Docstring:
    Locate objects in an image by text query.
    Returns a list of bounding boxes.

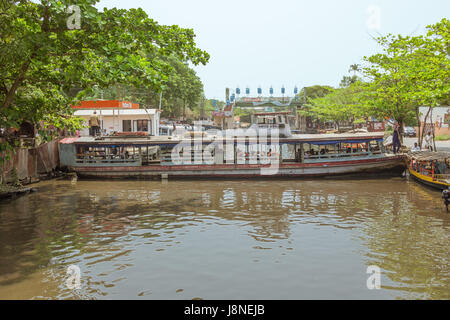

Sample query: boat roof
[60,132,385,145]
[253,112,293,116]
[73,109,158,116]
[407,151,450,161]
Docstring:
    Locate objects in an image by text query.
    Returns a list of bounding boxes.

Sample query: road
[403,137,450,151]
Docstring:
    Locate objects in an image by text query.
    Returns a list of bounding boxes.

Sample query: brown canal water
[0,177,448,299]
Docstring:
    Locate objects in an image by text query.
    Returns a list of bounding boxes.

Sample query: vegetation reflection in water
[0,178,448,299]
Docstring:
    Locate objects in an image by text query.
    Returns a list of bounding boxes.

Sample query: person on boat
[270,150,280,160]
[90,111,100,137]
[435,160,447,175]
[392,122,401,154]
[411,142,420,152]
[411,159,417,171]
[442,187,450,213]
[424,132,433,151]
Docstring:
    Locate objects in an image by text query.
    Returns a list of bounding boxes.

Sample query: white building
[74,109,161,136]
[418,106,450,126]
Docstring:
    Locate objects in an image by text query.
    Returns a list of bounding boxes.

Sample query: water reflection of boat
[406,151,450,190]
[59,132,405,179]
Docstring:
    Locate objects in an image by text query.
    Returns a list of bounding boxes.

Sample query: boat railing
[434,174,450,182]
[75,154,141,165]
[255,123,285,129]
[306,150,382,161]
[411,165,433,177]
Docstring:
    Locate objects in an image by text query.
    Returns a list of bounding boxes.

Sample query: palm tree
[348,64,361,76]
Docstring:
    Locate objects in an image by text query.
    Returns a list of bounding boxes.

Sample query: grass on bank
[435,134,450,141]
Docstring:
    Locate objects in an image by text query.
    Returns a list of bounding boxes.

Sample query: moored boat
[59,131,405,179]
[406,151,450,190]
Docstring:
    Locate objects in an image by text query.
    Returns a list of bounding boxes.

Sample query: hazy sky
[97,0,449,100]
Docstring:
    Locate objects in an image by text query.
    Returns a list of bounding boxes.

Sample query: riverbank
[0,184,35,200]
[0,170,68,201]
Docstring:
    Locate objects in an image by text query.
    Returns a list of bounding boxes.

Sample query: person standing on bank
[90,111,100,137]
[392,122,402,154]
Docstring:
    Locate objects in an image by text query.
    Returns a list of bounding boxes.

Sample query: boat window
[303,140,384,162]
[248,143,259,164]
[75,145,142,164]
[141,145,160,164]
[122,120,132,132]
[134,119,149,132]
[281,144,296,162]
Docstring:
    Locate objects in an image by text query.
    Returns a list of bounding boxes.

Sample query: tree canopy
[305,83,366,128]
[300,18,449,140]
[360,18,449,143]
[0,0,209,135]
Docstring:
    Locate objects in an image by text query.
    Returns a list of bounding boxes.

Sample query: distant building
[72,100,161,136]
[416,106,450,136]
[418,106,450,126]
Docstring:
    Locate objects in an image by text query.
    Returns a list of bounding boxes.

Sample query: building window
[123,120,132,132]
[134,119,149,132]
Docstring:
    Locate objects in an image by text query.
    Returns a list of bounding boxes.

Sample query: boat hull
[69,155,406,179]
[408,167,450,190]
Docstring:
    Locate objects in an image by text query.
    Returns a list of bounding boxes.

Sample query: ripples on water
[0,178,448,299]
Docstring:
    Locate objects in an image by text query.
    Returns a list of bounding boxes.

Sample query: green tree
[361,18,449,146]
[0,0,209,136]
[349,64,361,76]
[306,83,367,130]
[297,85,334,104]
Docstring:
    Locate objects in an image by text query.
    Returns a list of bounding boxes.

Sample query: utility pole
[200,96,205,120]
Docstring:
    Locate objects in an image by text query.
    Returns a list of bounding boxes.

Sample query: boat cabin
[249,112,293,138]
[59,132,387,168]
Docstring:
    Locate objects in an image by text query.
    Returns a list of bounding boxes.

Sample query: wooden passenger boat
[406,151,450,190]
[59,132,405,179]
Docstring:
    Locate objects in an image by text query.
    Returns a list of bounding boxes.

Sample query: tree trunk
[1,58,32,109]
[398,119,404,145]
[420,107,432,148]
[415,106,422,148]
[431,107,437,152]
